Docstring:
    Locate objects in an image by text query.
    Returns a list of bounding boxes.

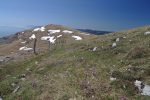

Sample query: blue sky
[0,0,150,31]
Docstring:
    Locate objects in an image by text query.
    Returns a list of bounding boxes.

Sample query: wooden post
[33,38,37,55]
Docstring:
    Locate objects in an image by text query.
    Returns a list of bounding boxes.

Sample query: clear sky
[0,0,150,31]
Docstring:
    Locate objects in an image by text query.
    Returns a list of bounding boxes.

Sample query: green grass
[1,26,150,99]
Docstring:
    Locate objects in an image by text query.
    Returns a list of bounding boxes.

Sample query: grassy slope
[0,26,150,100]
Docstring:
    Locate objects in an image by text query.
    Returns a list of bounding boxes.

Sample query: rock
[0,97,2,100]
[112,43,117,47]
[110,77,116,81]
[26,68,30,71]
[116,38,120,42]
[35,61,38,65]
[20,74,26,78]
[21,78,26,81]
[123,37,127,39]
[13,86,20,93]
[93,47,97,51]
[11,83,16,87]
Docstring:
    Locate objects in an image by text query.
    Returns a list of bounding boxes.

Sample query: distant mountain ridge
[77,29,112,35]
[0,26,25,37]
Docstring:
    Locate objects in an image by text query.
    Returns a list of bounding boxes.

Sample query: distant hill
[77,29,112,35]
[0,26,25,37]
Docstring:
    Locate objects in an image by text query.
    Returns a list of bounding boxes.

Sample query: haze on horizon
[0,0,150,31]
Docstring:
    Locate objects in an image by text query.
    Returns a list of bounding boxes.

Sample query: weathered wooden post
[33,38,37,55]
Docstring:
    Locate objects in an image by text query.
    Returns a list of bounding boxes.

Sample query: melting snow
[144,31,150,35]
[19,46,33,51]
[41,36,56,44]
[57,35,62,38]
[21,41,27,44]
[33,26,45,32]
[33,28,40,31]
[112,43,117,47]
[72,36,82,40]
[48,30,60,34]
[134,80,150,96]
[63,30,73,34]
[29,34,36,40]
[40,27,45,32]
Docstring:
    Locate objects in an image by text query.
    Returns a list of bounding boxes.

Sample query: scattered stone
[0,97,2,100]
[116,38,120,42]
[12,77,17,79]
[123,37,127,39]
[21,74,26,77]
[92,95,94,98]
[13,86,20,93]
[21,78,26,81]
[112,43,117,47]
[11,83,16,87]
[93,47,97,51]
[26,68,30,71]
[63,30,73,34]
[35,61,38,65]
[0,56,14,63]
[110,77,116,81]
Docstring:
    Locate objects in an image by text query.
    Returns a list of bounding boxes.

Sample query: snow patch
[72,36,82,40]
[48,30,60,34]
[57,35,62,38]
[21,41,27,44]
[33,28,40,32]
[40,27,45,32]
[63,30,73,34]
[19,46,33,51]
[33,26,45,32]
[134,80,150,96]
[41,36,56,44]
[144,31,150,35]
[29,34,36,40]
